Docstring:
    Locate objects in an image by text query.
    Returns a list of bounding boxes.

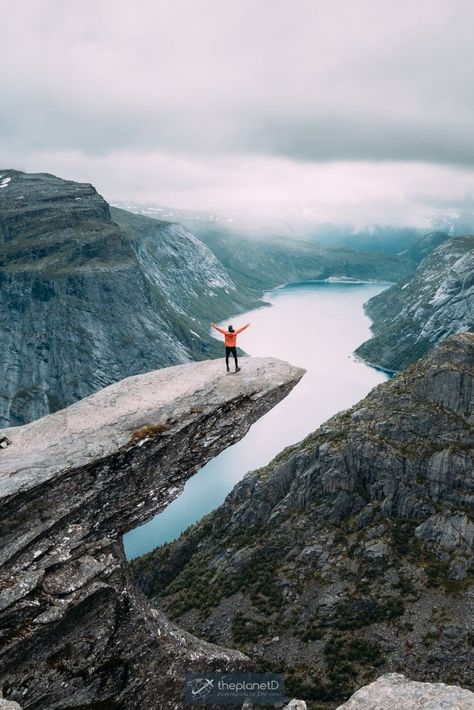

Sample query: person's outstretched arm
[235,323,251,334]
[211,323,227,335]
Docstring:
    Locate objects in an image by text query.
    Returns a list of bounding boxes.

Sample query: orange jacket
[211,323,250,347]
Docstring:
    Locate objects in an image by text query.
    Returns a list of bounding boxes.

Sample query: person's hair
[228,325,234,332]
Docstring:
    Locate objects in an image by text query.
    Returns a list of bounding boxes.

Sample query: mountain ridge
[0,169,255,426]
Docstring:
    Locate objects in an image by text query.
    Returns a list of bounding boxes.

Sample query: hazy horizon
[2,0,474,230]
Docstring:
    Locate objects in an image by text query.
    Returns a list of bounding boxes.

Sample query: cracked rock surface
[0,356,304,709]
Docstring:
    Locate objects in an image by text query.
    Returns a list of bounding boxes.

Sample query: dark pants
[225,346,238,370]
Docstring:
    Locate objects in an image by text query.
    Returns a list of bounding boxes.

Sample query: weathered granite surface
[336,673,474,709]
[0,692,21,710]
[356,235,474,371]
[134,334,474,705]
[0,357,304,709]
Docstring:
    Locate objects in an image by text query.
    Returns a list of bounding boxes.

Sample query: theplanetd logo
[184,672,285,705]
[186,677,215,701]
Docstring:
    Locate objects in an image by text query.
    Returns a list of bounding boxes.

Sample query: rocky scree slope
[0,356,304,709]
[356,235,474,372]
[0,170,253,427]
[132,333,474,706]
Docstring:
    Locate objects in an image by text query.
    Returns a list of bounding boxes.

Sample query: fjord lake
[124,280,391,559]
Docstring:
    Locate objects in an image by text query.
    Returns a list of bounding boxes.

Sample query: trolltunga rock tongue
[0,356,304,709]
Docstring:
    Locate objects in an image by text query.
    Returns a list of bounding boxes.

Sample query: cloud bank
[1,0,474,225]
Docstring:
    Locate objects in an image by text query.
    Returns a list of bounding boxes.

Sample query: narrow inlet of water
[124,280,390,559]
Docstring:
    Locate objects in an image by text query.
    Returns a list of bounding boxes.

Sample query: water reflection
[124,281,390,558]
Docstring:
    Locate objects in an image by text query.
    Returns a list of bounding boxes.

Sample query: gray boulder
[336,673,474,709]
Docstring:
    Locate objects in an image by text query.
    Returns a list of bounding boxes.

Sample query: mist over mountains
[112,199,474,256]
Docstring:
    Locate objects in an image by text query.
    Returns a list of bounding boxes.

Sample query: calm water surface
[124,281,390,559]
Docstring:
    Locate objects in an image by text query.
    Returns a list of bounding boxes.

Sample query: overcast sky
[1,0,474,226]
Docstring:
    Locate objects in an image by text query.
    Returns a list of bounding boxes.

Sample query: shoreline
[352,352,397,376]
[270,277,396,292]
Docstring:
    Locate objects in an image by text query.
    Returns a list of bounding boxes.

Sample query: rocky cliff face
[0,356,304,708]
[132,334,474,706]
[356,236,474,371]
[0,170,253,427]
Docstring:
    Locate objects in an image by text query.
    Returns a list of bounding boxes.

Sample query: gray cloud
[1,0,474,222]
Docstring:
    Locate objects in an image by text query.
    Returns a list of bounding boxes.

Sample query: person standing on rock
[210,322,250,373]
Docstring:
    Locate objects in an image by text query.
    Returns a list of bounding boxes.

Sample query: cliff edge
[0,356,304,709]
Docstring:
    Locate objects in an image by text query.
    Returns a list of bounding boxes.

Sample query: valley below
[124,279,391,558]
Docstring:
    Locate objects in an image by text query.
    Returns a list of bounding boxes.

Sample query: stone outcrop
[336,673,474,709]
[0,169,254,427]
[356,235,474,371]
[133,334,474,705]
[0,357,304,709]
[0,692,22,710]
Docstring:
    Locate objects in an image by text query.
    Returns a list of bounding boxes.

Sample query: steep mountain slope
[356,236,474,371]
[193,225,411,297]
[401,230,450,263]
[115,205,414,295]
[114,201,425,256]
[0,170,251,426]
[131,333,474,706]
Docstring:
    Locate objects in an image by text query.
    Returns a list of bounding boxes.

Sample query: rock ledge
[0,356,304,709]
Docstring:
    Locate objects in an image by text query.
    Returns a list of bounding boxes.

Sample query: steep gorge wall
[356,236,474,371]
